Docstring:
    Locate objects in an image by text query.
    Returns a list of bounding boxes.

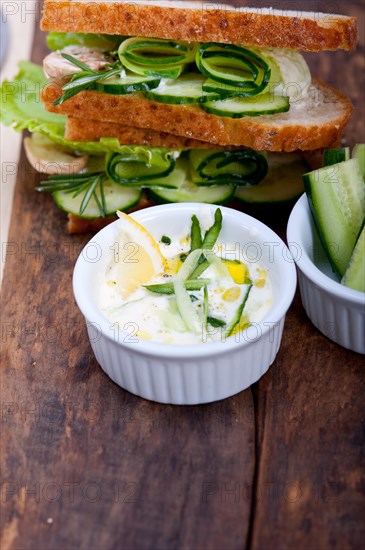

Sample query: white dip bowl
[287,194,365,354]
[73,203,297,404]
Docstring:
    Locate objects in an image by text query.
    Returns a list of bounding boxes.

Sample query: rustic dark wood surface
[1,2,364,549]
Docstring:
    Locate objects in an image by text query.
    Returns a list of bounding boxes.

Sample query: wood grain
[249,3,365,549]
[1,2,364,549]
[250,294,365,550]
[1,11,255,550]
[0,134,256,550]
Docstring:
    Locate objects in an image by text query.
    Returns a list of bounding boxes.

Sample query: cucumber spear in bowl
[303,144,365,290]
[341,221,365,292]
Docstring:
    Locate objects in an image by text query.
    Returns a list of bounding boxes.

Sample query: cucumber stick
[341,224,365,292]
[323,147,350,167]
[352,144,365,181]
[303,158,365,277]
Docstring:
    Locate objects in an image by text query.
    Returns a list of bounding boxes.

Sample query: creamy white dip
[97,213,273,345]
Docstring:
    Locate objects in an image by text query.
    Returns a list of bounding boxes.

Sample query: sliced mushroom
[43,46,110,80]
[24,133,88,175]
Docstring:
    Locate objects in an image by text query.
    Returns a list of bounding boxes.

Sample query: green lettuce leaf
[0,61,66,137]
[47,32,123,51]
[0,61,182,156]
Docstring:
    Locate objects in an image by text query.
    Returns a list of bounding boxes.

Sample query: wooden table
[1,2,364,548]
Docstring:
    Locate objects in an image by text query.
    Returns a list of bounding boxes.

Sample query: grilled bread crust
[41,1,357,52]
[66,194,155,233]
[42,78,353,152]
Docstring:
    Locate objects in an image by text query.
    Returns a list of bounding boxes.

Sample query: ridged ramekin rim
[73,203,297,359]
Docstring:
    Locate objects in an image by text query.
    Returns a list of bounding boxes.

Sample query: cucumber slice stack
[58,37,292,118]
[303,145,365,289]
[341,223,365,292]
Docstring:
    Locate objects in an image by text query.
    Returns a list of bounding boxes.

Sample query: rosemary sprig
[37,172,109,217]
[53,53,122,106]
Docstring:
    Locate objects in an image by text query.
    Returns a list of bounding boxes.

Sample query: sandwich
[1,1,357,233]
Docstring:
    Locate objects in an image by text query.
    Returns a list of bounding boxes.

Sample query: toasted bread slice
[65,117,216,149]
[67,213,118,234]
[42,79,353,152]
[41,1,357,52]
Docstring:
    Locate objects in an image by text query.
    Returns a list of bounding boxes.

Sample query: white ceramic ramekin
[287,194,365,354]
[73,203,297,404]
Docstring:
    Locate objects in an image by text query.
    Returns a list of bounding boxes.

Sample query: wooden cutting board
[1,2,364,549]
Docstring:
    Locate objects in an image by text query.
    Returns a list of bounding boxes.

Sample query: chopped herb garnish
[53,53,122,106]
[207,316,226,328]
[202,208,222,250]
[144,279,210,295]
[161,235,171,245]
[190,214,202,253]
[225,284,253,337]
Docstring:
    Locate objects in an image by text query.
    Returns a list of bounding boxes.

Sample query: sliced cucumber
[202,93,289,118]
[94,74,161,94]
[323,147,350,167]
[118,38,189,79]
[149,160,234,204]
[341,223,365,292]
[138,167,184,189]
[146,74,220,104]
[203,78,251,98]
[121,56,183,79]
[202,75,281,99]
[196,44,270,97]
[189,148,268,187]
[352,144,365,181]
[122,39,190,65]
[106,149,176,186]
[303,158,365,276]
[235,153,306,204]
[53,180,141,219]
